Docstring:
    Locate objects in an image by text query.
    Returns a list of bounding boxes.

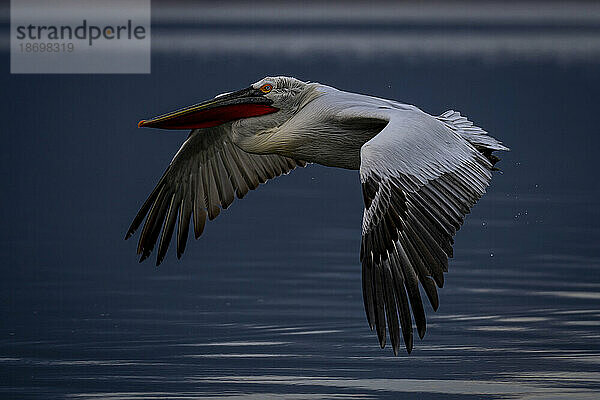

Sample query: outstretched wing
[359,107,508,355]
[126,127,305,265]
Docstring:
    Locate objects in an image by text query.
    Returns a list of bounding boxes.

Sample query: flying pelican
[126,76,509,355]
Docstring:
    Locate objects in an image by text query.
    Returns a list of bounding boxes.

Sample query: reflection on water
[2,212,599,400]
[190,375,600,399]
[68,394,368,400]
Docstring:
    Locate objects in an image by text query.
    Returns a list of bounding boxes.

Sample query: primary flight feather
[126,76,509,355]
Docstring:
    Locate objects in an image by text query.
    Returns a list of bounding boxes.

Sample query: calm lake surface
[1,3,600,399]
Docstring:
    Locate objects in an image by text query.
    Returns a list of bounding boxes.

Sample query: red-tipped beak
[137,87,278,130]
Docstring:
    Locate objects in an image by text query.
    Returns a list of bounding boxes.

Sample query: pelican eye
[260,84,273,93]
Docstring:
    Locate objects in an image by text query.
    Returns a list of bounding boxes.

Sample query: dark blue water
[2,7,600,399]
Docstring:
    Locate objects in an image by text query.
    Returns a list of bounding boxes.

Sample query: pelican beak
[137,87,278,130]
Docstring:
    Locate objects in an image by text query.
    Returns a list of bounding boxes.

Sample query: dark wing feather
[359,109,508,355]
[126,126,305,265]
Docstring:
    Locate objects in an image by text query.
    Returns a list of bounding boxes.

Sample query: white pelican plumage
[126,76,509,355]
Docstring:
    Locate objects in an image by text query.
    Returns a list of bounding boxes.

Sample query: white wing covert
[126,127,306,265]
[359,107,507,355]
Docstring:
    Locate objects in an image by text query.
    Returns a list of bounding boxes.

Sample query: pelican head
[137,76,317,133]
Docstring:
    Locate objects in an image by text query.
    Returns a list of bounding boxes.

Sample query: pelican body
[127,76,509,355]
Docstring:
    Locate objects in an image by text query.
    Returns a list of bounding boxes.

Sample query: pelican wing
[358,107,507,355]
[126,127,305,265]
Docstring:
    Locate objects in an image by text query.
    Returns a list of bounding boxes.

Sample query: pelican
[126,76,509,355]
